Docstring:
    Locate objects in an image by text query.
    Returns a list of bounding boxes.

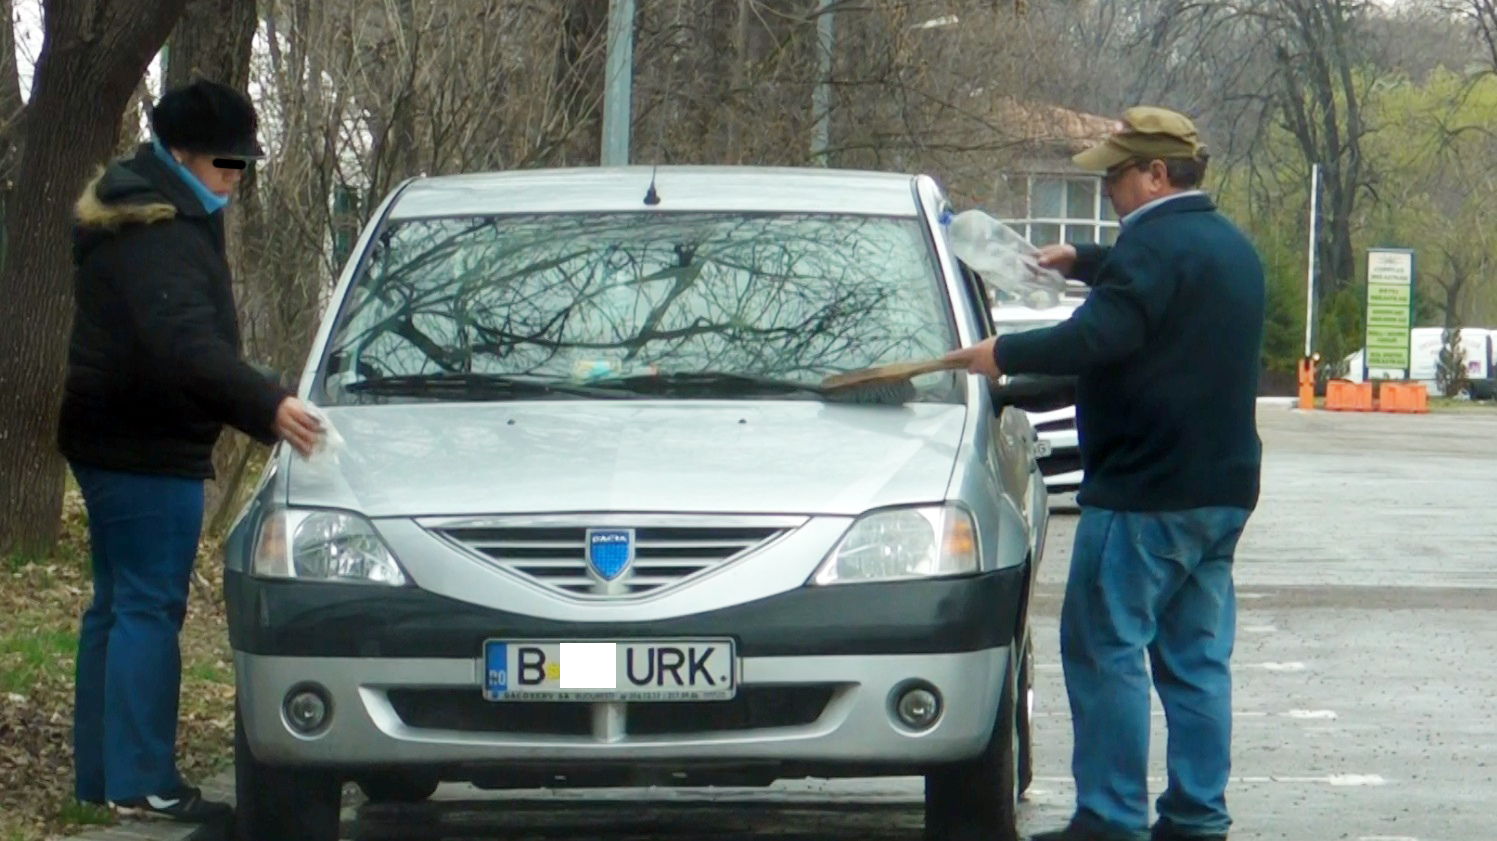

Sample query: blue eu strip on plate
[484,641,508,696]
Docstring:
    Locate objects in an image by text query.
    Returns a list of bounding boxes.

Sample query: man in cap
[944,106,1266,841]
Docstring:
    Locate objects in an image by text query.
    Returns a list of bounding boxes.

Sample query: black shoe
[1151,823,1226,841]
[112,785,233,822]
[1030,822,1136,841]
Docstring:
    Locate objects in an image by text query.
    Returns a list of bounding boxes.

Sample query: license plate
[1034,440,1053,458]
[481,639,737,702]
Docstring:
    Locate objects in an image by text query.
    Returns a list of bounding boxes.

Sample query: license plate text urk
[483,640,736,701]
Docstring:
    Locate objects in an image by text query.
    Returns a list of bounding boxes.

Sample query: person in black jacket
[58,79,323,823]
[946,107,1266,841]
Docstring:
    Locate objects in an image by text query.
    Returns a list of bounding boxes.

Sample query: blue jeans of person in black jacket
[70,463,205,803]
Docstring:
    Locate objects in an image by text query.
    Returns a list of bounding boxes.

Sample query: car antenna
[643,164,661,206]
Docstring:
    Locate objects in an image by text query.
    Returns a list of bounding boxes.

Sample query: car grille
[1039,451,1082,477]
[385,685,838,737]
[432,524,787,597]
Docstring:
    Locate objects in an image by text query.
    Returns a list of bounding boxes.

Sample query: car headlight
[252,509,409,586]
[810,504,979,585]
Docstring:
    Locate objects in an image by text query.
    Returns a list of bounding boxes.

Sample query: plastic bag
[945,209,1071,309]
[298,402,346,467]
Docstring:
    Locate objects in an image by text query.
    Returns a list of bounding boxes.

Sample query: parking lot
[348,405,1497,841]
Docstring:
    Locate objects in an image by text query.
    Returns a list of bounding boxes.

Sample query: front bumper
[225,566,1024,659]
[236,647,1008,780]
[228,567,1024,781]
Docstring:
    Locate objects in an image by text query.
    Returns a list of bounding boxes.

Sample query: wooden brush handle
[822,357,968,390]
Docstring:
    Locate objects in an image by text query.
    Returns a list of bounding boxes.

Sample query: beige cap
[1072,106,1206,172]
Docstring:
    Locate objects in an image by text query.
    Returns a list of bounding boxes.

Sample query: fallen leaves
[0,487,236,841]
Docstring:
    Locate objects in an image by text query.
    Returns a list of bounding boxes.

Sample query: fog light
[895,686,941,729]
[284,687,329,734]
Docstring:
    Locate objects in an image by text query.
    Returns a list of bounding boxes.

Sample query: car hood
[285,400,968,518]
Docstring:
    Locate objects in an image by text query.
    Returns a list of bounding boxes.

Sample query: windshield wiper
[343,372,642,400]
[586,371,826,398]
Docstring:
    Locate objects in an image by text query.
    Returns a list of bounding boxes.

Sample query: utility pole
[810,0,834,166]
[602,0,636,167]
[1304,162,1319,360]
[1298,162,1321,411]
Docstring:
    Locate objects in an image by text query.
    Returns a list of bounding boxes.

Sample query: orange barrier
[1324,380,1373,411]
[1297,357,1315,411]
[1378,381,1428,414]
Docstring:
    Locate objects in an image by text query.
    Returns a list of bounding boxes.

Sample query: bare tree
[166,0,260,91]
[1462,0,1497,71]
[0,0,22,188]
[0,0,190,557]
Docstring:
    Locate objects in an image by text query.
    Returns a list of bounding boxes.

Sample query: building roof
[985,96,1115,154]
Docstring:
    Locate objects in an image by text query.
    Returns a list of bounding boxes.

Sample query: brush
[819,357,970,404]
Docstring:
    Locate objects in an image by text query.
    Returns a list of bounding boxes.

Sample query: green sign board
[1364,248,1414,373]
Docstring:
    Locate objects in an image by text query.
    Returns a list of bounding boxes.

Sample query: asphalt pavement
[346,406,1497,841]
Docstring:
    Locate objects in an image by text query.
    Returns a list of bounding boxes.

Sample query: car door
[953,260,1042,545]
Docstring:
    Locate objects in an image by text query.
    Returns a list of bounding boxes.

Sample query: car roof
[385,165,929,220]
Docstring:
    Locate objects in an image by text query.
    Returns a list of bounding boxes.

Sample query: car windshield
[313,211,960,405]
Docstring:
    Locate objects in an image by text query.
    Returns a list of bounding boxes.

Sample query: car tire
[233,704,342,841]
[358,773,441,804]
[1016,633,1035,799]
[922,644,1021,841]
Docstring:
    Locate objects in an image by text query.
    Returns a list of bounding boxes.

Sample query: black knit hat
[149,78,264,159]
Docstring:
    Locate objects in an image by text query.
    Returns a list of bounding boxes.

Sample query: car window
[315,211,960,404]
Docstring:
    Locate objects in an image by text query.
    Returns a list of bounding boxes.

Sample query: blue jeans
[1061,506,1251,840]
[70,463,206,803]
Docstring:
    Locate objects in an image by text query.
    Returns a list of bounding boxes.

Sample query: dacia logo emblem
[585,528,635,582]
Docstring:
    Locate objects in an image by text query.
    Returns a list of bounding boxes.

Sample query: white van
[1343,326,1496,398]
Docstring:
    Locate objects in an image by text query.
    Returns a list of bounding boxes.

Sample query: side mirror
[989,373,1076,413]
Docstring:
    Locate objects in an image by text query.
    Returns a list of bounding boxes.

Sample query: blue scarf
[151,138,230,214]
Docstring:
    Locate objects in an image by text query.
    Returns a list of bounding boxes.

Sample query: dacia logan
[224,165,1060,841]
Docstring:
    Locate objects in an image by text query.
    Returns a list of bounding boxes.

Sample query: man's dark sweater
[993,193,1266,512]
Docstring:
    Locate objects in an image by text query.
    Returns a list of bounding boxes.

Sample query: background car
[989,296,1087,503]
[223,166,1063,841]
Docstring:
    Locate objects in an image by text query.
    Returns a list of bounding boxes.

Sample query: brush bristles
[822,380,918,404]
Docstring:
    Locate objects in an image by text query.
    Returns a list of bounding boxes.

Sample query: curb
[68,771,236,841]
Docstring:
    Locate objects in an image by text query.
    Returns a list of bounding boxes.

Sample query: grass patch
[0,629,76,695]
[0,485,236,841]
[54,801,111,826]
[1429,397,1497,413]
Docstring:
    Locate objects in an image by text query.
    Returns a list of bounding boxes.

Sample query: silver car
[224,166,1061,841]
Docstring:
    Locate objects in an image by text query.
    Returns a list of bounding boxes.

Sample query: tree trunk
[0,0,21,149]
[166,0,259,91]
[0,0,192,558]
[0,0,26,302]
[554,0,608,165]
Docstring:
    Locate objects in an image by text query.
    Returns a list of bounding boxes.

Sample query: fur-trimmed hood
[73,164,178,233]
[71,144,214,266]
